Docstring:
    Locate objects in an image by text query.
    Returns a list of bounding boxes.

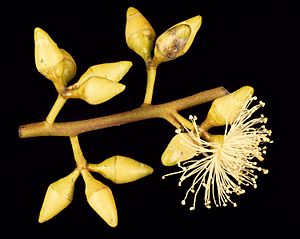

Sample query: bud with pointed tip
[77,61,132,85]
[38,169,80,223]
[153,15,202,64]
[81,170,118,227]
[66,76,125,105]
[88,155,153,184]
[34,27,76,91]
[201,86,254,129]
[161,133,197,166]
[125,7,156,62]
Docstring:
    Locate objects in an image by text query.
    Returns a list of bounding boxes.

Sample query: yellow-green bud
[67,76,125,105]
[77,61,132,85]
[153,15,202,64]
[203,86,254,129]
[161,133,197,166]
[82,170,118,228]
[38,169,80,223]
[59,49,77,85]
[88,155,153,184]
[34,27,76,91]
[125,7,156,62]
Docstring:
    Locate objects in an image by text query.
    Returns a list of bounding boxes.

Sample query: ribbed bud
[82,170,118,227]
[66,76,125,105]
[125,7,156,61]
[77,61,132,85]
[202,86,254,129]
[153,15,202,64]
[34,27,76,91]
[38,169,80,223]
[88,155,153,184]
[161,133,197,166]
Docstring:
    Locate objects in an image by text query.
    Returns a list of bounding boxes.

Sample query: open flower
[162,96,272,210]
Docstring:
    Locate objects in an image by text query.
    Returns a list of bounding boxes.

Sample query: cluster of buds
[34,27,153,227]
[34,27,131,106]
[125,7,202,66]
[39,154,153,227]
[23,5,273,229]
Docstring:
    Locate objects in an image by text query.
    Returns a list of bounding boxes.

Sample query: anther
[175,128,182,134]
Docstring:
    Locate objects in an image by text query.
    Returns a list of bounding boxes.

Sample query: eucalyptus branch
[18,86,228,138]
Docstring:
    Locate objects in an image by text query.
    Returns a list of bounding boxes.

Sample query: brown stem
[18,86,228,138]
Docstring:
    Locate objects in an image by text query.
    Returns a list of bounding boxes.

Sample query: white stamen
[162,96,272,210]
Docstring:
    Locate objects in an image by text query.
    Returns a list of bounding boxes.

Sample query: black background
[10,0,297,238]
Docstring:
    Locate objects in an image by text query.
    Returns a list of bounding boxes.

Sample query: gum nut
[161,133,197,166]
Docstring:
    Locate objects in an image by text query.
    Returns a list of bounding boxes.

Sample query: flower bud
[59,49,77,85]
[38,169,80,223]
[153,15,202,63]
[202,86,254,129]
[34,27,76,91]
[88,155,153,184]
[77,61,132,85]
[68,76,125,105]
[161,133,197,166]
[81,170,118,227]
[125,7,156,62]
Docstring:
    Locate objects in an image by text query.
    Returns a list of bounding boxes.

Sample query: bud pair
[63,61,132,105]
[34,27,76,92]
[125,7,202,64]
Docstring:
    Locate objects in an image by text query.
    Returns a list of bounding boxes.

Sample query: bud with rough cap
[153,15,202,64]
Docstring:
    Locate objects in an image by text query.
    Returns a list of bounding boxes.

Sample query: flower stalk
[46,94,67,124]
[18,86,228,138]
[143,66,157,104]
